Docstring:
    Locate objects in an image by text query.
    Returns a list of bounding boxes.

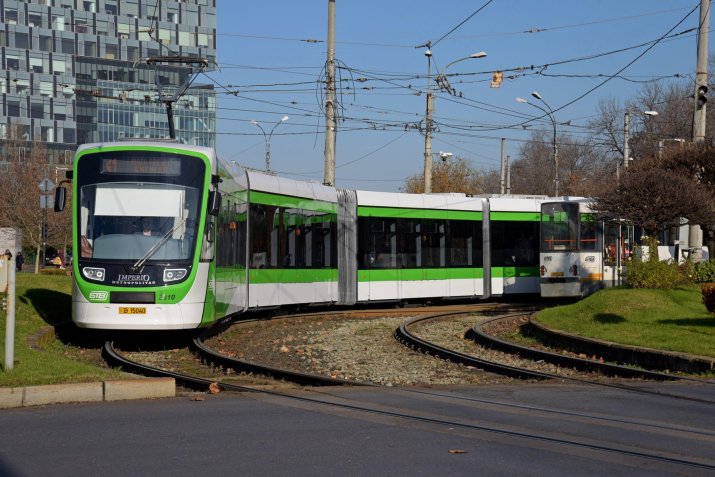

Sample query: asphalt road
[0,382,713,476]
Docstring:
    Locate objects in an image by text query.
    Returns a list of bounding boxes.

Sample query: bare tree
[510,130,606,197]
[402,156,487,194]
[592,153,715,237]
[0,126,72,271]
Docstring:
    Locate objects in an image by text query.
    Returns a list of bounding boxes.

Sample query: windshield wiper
[130,218,187,272]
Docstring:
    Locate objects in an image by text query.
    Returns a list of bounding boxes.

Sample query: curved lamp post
[250,115,289,172]
[424,51,487,193]
[516,92,559,196]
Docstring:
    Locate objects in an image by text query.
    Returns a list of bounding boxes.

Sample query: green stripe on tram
[249,268,338,284]
[358,268,485,282]
[250,191,337,213]
[491,266,540,278]
[490,211,541,221]
[358,206,482,221]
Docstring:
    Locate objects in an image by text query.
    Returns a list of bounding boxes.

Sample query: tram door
[539,202,581,297]
[603,222,632,288]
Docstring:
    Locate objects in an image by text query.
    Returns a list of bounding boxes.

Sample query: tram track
[397,311,715,405]
[103,337,715,473]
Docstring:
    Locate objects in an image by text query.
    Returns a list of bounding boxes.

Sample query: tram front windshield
[76,150,205,264]
[541,203,579,252]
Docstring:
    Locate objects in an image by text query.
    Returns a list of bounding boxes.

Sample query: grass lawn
[0,272,125,387]
[535,285,715,358]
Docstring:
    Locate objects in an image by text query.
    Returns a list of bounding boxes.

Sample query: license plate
[119,307,146,314]
[551,272,564,277]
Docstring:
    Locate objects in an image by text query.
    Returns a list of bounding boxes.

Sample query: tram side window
[358,217,396,269]
[283,208,302,268]
[235,203,247,267]
[217,199,248,268]
[422,219,446,268]
[308,213,337,269]
[580,213,598,251]
[250,203,279,268]
[491,221,539,267]
[449,220,482,267]
[216,198,231,266]
[397,219,420,268]
[250,204,337,270]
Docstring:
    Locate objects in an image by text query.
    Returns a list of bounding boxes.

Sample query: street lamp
[516,92,559,196]
[423,50,487,193]
[623,110,659,171]
[438,151,453,162]
[250,115,289,173]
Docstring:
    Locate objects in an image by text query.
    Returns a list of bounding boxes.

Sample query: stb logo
[89,291,108,301]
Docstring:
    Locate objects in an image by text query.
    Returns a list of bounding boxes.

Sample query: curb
[0,378,175,409]
[527,318,715,374]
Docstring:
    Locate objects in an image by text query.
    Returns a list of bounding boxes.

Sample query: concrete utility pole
[623,112,630,171]
[323,0,337,187]
[500,138,506,194]
[423,44,434,194]
[693,0,710,143]
[690,0,710,259]
[506,155,511,194]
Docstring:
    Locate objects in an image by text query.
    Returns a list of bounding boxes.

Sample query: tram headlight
[163,268,187,282]
[82,267,106,281]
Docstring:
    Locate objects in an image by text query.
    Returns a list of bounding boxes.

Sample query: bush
[624,257,691,289]
[702,283,715,314]
[40,268,70,276]
[692,260,715,283]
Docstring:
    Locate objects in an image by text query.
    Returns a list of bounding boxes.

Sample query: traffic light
[42,223,48,240]
[696,84,708,110]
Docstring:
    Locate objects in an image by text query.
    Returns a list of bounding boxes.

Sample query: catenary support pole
[323,0,337,186]
[423,47,433,194]
[690,0,710,260]
[500,138,506,194]
[506,155,511,194]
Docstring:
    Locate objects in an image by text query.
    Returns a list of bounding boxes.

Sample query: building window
[52,58,66,75]
[127,46,139,61]
[29,13,44,28]
[105,43,118,59]
[15,80,30,96]
[30,57,44,73]
[39,35,52,51]
[4,7,18,25]
[54,103,67,120]
[6,54,20,70]
[84,40,97,57]
[40,81,53,97]
[15,32,29,49]
[61,38,74,55]
[7,99,21,117]
[52,14,66,31]
[31,102,45,119]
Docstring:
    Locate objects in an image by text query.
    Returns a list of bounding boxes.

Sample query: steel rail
[397,312,715,405]
[468,314,680,380]
[103,340,715,471]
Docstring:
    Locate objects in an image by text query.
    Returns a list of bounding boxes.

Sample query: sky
[209,0,707,192]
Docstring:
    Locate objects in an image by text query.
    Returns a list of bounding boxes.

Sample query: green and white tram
[56,141,631,330]
[57,141,222,329]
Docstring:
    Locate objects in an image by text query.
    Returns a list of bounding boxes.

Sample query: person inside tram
[141,217,156,237]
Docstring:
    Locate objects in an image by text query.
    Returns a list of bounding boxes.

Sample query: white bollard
[4,258,15,371]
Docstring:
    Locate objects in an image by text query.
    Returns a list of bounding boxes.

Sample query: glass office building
[0,0,216,168]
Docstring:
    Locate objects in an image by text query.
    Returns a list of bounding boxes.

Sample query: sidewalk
[0,378,175,409]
